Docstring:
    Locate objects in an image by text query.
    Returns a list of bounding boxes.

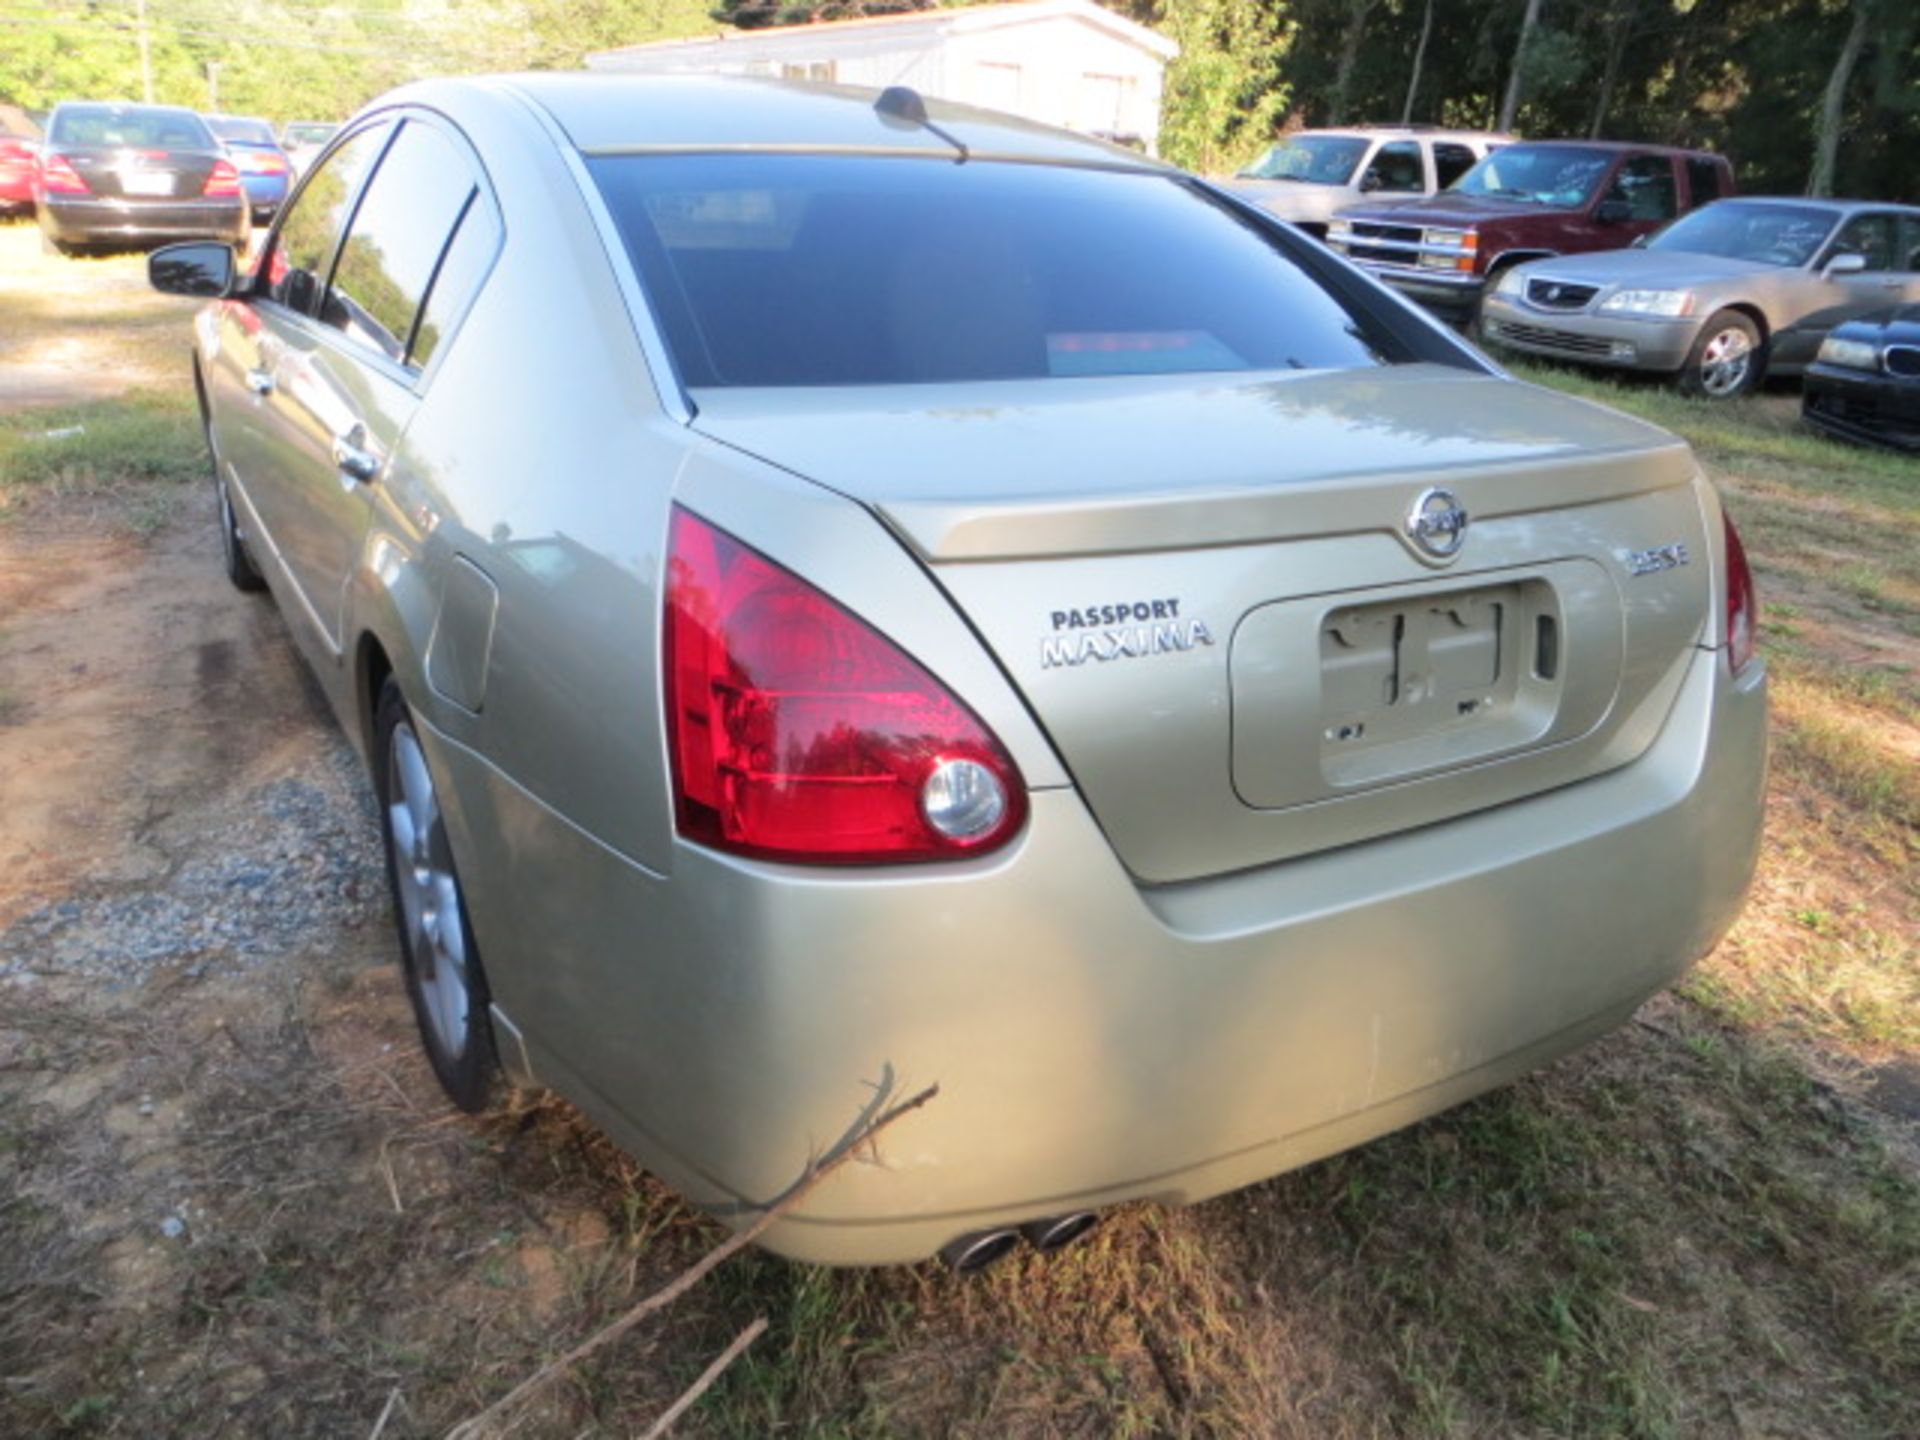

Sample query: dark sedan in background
[34,102,248,256]
[205,112,291,222]
[1803,305,1920,452]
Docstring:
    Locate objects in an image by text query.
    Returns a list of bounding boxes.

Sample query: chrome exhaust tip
[1021,1211,1099,1253]
[938,1227,1021,1273]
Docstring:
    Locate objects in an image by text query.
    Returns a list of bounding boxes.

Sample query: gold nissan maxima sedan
[148,75,1766,1270]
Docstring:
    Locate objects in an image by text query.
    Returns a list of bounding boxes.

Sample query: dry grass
[0,274,1916,1439]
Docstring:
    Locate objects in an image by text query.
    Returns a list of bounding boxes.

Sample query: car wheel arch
[1484,249,1556,277]
[1724,302,1771,348]
[356,631,395,763]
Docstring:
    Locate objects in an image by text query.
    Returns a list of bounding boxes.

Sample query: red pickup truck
[1328,140,1737,324]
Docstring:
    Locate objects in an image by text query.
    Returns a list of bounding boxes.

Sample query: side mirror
[1594,198,1632,225]
[1358,171,1381,193]
[1823,251,1868,279]
[149,241,237,299]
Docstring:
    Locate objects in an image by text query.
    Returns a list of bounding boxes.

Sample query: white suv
[1228,127,1513,238]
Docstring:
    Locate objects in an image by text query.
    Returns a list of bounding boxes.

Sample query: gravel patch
[1,743,387,986]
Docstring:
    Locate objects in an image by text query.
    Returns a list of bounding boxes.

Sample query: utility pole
[136,0,154,103]
[207,60,220,110]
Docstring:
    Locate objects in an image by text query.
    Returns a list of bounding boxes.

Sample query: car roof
[1279,127,1514,142]
[477,72,1171,169]
[1503,138,1722,159]
[1698,194,1917,214]
[52,100,203,118]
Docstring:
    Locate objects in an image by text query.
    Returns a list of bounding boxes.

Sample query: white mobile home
[585,0,1177,153]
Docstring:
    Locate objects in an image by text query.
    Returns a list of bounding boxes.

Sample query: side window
[1686,157,1723,207]
[1432,142,1477,189]
[320,119,478,366]
[1605,155,1679,222]
[263,122,391,313]
[1363,140,1425,193]
[1896,214,1920,274]
[1830,213,1895,272]
[409,195,501,369]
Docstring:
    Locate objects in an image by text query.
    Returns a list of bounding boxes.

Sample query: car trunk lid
[690,365,1714,883]
[57,144,221,202]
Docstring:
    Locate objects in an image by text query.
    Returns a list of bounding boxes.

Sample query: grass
[0,261,1916,1438]
[1507,361,1918,1083]
[0,392,203,491]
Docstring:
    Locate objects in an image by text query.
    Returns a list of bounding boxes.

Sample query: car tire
[374,679,499,1113]
[214,469,268,592]
[1680,310,1763,399]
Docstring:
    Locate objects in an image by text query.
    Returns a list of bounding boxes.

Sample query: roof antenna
[873,85,969,162]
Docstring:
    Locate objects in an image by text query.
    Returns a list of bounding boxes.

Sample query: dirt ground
[2,223,1916,1439]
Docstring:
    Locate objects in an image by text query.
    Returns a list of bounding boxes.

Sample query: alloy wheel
[1698,327,1753,397]
[385,720,472,1060]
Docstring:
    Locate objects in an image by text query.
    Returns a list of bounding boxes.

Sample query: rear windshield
[1648,201,1838,268]
[284,123,336,145]
[50,105,212,150]
[1451,143,1613,207]
[590,154,1402,389]
[207,117,276,146]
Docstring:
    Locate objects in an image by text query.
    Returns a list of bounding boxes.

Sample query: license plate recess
[1230,562,1623,809]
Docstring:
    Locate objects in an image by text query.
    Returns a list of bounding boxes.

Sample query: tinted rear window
[591,154,1401,389]
[51,105,212,149]
[208,117,276,146]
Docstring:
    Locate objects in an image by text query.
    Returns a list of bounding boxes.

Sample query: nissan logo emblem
[1406,487,1469,558]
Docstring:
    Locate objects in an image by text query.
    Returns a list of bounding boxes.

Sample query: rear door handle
[244,367,274,397]
[331,431,381,484]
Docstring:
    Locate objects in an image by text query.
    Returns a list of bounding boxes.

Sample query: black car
[34,101,249,256]
[1802,304,1920,453]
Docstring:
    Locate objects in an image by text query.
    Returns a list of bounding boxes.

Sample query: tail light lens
[40,153,89,195]
[256,151,290,174]
[664,507,1027,864]
[203,159,242,198]
[1723,508,1757,676]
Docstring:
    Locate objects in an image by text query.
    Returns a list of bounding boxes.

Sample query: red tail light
[40,153,89,195]
[1723,508,1757,675]
[255,151,290,174]
[203,159,241,198]
[664,507,1027,864]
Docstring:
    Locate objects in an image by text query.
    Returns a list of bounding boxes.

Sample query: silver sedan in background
[146,75,1765,1270]
[1481,197,1920,396]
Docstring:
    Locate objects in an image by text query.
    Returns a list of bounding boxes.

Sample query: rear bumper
[38,194,248,246]
[239,172,288,218]
[1480,296,1697,372]
[1802,364,1920,452]
[432,643,1766,1265]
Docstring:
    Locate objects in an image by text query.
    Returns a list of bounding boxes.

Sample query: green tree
[1156,0,1293,173]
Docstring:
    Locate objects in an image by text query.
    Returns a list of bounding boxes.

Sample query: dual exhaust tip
[939,1211,1100,1272]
